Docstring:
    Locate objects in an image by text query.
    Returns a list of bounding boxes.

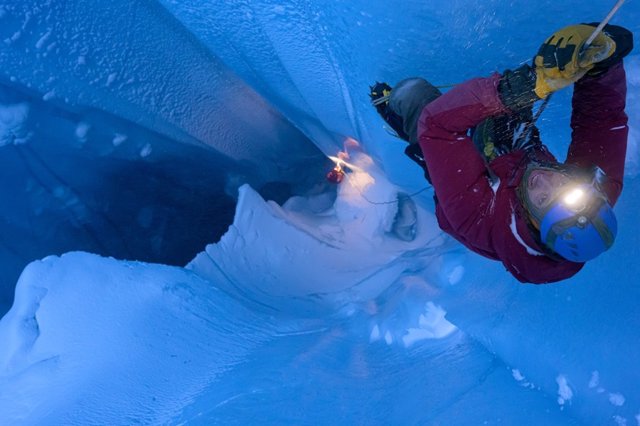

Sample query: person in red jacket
[371,23,633,284]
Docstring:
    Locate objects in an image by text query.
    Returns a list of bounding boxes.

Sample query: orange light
[326,166,345,184]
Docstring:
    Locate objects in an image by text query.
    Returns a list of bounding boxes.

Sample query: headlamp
[540,179,617,262]
[559,165,611,213]
[560,186,589,212]
[521,163,617,262]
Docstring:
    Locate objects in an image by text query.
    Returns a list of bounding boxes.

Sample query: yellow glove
[533,24,616,98]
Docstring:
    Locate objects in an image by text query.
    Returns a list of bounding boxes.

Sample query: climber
[370,23,633,283]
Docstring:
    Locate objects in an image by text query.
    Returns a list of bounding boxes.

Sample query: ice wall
[0,251,577,425]
[0,0,318,165]
[0,0,639,424]
[0,0,328,312]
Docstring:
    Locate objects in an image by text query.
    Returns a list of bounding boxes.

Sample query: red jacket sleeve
[567,62,628,205]
[417,74,509,249]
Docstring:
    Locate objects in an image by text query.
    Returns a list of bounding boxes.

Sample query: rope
[584,0,626,47]
[515,93,552,149]
[342,170,431,205]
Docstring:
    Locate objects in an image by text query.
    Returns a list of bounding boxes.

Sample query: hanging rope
[344,174,431,206]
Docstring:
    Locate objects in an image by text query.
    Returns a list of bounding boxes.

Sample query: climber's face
[526,168,571,211]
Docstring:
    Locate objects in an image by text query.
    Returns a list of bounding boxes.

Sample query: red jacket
[417,63,628,283]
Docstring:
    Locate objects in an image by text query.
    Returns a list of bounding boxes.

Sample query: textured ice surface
[0,0,639,425]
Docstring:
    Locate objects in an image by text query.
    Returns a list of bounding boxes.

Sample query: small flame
[328,155,363,173]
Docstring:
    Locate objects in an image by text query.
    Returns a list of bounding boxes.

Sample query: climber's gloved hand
[498,64,538,112]
[533,24,616,99]
[585,23,634,75]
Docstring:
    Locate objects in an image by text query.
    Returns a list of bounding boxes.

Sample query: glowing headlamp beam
[563,188,585,206]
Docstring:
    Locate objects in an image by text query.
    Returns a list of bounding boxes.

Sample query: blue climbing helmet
[539,167,617,262]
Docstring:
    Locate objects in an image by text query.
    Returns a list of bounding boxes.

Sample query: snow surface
[1,0,640,425]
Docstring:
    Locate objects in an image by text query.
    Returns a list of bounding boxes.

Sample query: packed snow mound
[0,250,577,425]
[0,252,277,424]
[189,146,446,307]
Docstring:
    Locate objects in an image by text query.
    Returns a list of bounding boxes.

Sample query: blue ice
[0,0,639,424]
